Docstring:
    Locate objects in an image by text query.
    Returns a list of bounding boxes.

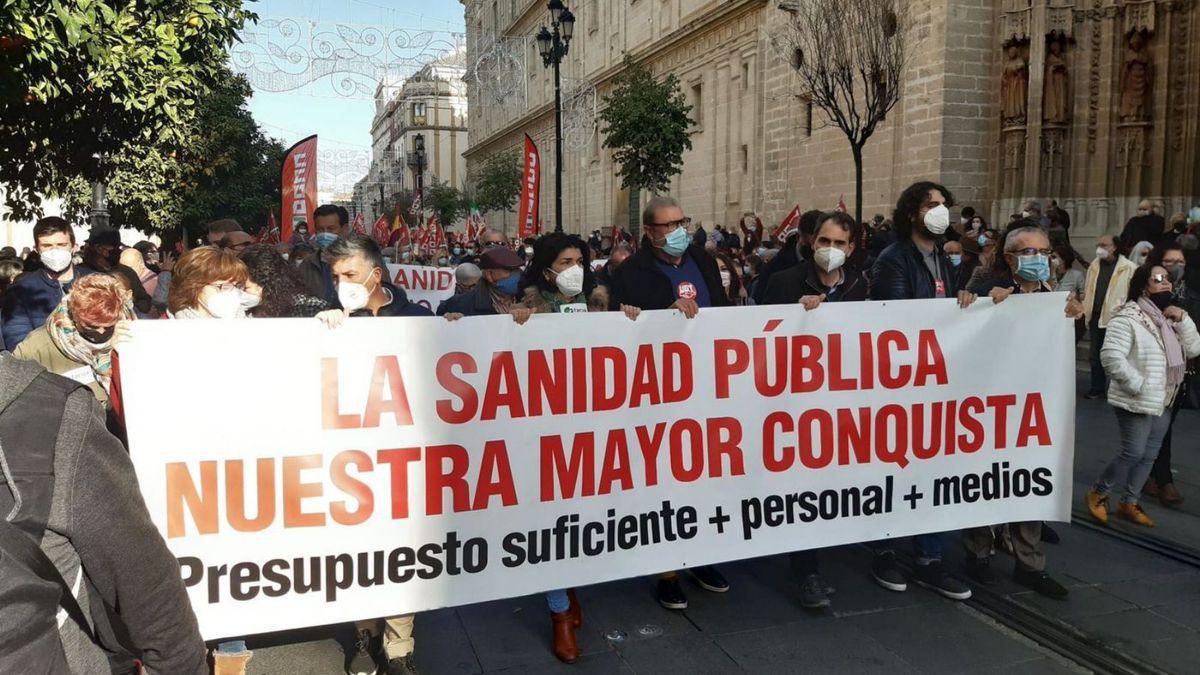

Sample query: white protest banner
[386,264,455,313]
[119,295,1074,639]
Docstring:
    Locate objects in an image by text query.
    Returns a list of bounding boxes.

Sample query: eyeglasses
[1150,273,1172,284]
[207,282,245,293]
[1008,248,1053,257]
[649,218,691,231]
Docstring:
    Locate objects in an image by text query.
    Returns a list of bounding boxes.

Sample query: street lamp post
[407,133,427,217]
[536,0,575,234]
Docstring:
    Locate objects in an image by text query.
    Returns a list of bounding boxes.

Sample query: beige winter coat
[1083,255,1137,328]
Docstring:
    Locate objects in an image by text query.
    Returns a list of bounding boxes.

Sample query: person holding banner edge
[607,195,733,610]
[961,224,1083,599]
[310,233,427,675]
[869,181,977,601]
[761,210,868,609]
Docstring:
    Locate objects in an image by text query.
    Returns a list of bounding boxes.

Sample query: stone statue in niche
[1120,32,1153,121]
[1001,44,1029,124]
[1043,39,1070,124]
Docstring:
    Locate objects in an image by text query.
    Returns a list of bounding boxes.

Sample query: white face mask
[814,246,847,273]
[204,289,245,319]
[1095,246,1111,261]
[552,264,584,296]
[338,280,372,312]
[719,270,732,288]
[923,204,951,235]
[40,248,73,273]
[240,290,262,310]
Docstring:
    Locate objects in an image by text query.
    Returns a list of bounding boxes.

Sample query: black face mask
[1149,290,1174,310]
[78,325,116,344]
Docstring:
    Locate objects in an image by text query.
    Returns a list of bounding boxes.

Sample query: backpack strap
[0,515,98,643]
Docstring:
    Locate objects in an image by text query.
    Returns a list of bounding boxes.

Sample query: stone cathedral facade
[461,0,1199,239]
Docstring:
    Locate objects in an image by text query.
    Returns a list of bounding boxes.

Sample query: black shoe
[965,556,996,585]
[1084,391,1104,400]
[691,565,730,593]
[914,560,972,600]
[657,578,688,609]
[386,654,419,675]
[1014,567,1068,600]
[347,630,382,675]
[870,551,907,592]
[1040,523,1060,544]
[799,573,831,609]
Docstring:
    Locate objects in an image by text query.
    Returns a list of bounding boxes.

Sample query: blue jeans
[215,640,247,654]
[1095,407,1172,504]
[545,589,569,613]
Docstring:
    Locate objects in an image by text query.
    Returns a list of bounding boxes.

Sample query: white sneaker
[347,629,379,675]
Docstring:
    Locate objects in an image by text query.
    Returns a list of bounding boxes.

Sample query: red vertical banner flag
[518,134,541,240]
[280,135,318,244]
[351,212,366,235]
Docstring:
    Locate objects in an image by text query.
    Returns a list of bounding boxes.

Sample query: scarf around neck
[1136,297,1186,389]
[45,298,134,392]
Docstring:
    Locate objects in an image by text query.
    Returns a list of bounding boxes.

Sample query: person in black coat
[762,211,868,307]
[866,181,977,604]
[437,247,525,318]
[608,197,729,315]
[751,209,823,305]
[870,181,977,308]
[759,210,867,610]
[314,233,433,324]
[605,195,732,611]
[1118,200,1166,253]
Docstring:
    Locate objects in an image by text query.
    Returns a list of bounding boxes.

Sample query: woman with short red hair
[12,273,135,402]
[168,246,254,319]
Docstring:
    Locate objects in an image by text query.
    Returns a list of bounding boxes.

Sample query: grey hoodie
[0,354,206,674]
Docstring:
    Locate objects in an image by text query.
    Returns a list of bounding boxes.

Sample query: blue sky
[237,0,466,195]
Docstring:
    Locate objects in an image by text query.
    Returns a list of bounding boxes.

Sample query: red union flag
[371,214,390,247]
[280,135,318,244]
[772,204,802,241]
[518,134,540,240]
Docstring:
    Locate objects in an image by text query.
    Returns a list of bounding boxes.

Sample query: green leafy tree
[0,0,254,219]
[600,54,694,228]
[63,67,286,237]
[473,150,522,215]
[423,178,463,230]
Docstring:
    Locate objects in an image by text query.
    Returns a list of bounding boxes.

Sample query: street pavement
[240,375,1200,674]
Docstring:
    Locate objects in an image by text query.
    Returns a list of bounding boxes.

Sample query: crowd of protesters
[2,185,1200,675]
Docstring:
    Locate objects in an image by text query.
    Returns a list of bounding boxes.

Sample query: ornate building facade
[461,0,1199,239]
[355,52,469,224]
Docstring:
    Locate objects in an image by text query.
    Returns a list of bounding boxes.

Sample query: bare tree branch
[772,0,908,221]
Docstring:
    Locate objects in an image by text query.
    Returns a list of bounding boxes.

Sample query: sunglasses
[1150,273,1172,284]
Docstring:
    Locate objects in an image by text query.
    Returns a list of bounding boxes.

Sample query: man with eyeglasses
[607,195,732,610]
[961,224,1081,599]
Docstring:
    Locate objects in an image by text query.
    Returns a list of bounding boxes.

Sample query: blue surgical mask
[314,232,338,250]
[1016,253,1051,282]
[658,227,690,257]
[948,254,962,267]
[977,235,989,247]
[494,273,520,296]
